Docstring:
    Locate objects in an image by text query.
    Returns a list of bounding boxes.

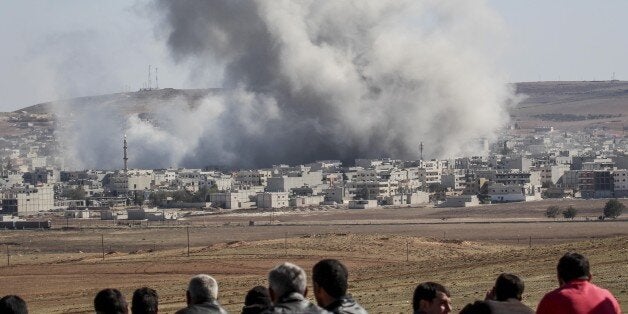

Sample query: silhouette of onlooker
[484,273,533,314]
[311,259,366,314]
[266,262,329,313]
[0,295,28,314]
[459,301,491,314]
[175,274,227,314]
[412,282,452,314]
[94,288,128,314]
[132,287,158,314]
[241,286,272,314]
[536,252,621,314]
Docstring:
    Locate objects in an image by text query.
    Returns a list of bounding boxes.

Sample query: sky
[0,0,627,111]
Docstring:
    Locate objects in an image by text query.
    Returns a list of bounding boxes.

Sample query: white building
[257,192,289,209]
[440,195,480,207]
[487,183,525,203]
[1,184,55,215]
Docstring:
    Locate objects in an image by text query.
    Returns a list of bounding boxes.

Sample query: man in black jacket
[176,274,227,314]
[312,259,367,314]
[266,262,329,314]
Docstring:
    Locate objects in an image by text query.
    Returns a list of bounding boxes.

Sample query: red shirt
[537,279,621,314]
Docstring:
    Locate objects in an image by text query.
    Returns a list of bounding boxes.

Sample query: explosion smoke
[59,0,516,170]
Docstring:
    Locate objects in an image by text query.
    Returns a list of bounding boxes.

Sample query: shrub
[562,206,577,219]
[546,205,560,218]
[603,199,625,219]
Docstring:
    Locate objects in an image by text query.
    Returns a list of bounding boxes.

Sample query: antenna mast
[148,65,152,90]
[155,67,159,89]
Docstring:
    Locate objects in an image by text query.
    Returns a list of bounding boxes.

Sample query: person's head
[557,252,591,285]
[0,295,28,314]
[131,287,158,314]
[412,282,452,314]
[268,262,307,302]
[243,286,271,308]
[94,288,128,314]
[186,274,219,305]
[311,259,349,307]
[493,273,524,301]
[459,301,492,314]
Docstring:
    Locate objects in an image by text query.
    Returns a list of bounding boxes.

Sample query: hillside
[512,81,628,131]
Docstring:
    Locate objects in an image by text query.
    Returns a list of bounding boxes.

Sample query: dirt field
[0,202,626,313]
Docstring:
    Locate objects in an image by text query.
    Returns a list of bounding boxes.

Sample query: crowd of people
[0,252,621,314]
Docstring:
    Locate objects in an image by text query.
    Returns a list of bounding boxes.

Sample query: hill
[512,81,628,131]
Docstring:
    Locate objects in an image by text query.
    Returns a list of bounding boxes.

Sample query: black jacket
[175,300,229,314]
[264,292,330,314]
[324,296,368,314]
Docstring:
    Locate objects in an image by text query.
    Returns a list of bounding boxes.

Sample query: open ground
[0,199,626,313]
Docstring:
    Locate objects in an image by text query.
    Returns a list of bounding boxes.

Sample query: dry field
[0,201,627,313]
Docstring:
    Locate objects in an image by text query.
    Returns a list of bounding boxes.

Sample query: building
[440,195,480,207]
[613,170,628,198]
[1,184,55,215]
[487,183,525,203]
[257,192,289,209]
[579,170,613,199]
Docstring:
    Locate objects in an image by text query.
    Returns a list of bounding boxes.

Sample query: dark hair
[244,286,271,307]
[94,288,128,314]
[459,301,492,314]
[412,282,450,311]
[312,259,349,298]
[0,295,28,314]
[557,252,590,283]
[494,273,524,301]
[131,287,158,314]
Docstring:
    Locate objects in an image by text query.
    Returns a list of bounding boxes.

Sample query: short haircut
[412,282,450,312]
[188,274,219,303]
[244,286,271,307]
[94,288,128,314]
[0,295,28,314]
[557,252,590,283]
[268,262,307,298]
[131,287,158,314]
[312,259,349,298]
[459,301,492,314]
[494,273,524,301]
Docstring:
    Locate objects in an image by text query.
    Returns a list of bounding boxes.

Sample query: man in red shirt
[537,252,621,314]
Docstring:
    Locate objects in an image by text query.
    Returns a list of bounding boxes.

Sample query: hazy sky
[0,0,626,111]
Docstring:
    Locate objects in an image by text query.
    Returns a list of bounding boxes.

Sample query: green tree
[63,186,86,200]
[546,205,560,218]
[562,206,578,219]
[149,191,168,207]
[603,199,625,219]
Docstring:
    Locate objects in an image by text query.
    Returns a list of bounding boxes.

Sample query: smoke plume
[59,0,516,170]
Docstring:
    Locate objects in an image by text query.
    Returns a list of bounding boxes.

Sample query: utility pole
[187,226,190,257]
[101,234,105,261]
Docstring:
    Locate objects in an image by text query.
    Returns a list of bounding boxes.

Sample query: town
[0,110,625,224]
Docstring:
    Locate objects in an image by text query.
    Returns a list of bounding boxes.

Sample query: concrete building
[235,170,272,187]
[290,195,325,207]
[266,170,323,192]
[1,184,55,215]
[209,189,258,209]
[440,195,480,207]
[613,170,628,197]
[348,199,377,209]
[487,183,525,203]
[257,192,289,209]
[579,170,614,199]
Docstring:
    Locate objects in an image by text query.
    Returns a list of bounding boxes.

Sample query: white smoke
[58,0,517,169]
